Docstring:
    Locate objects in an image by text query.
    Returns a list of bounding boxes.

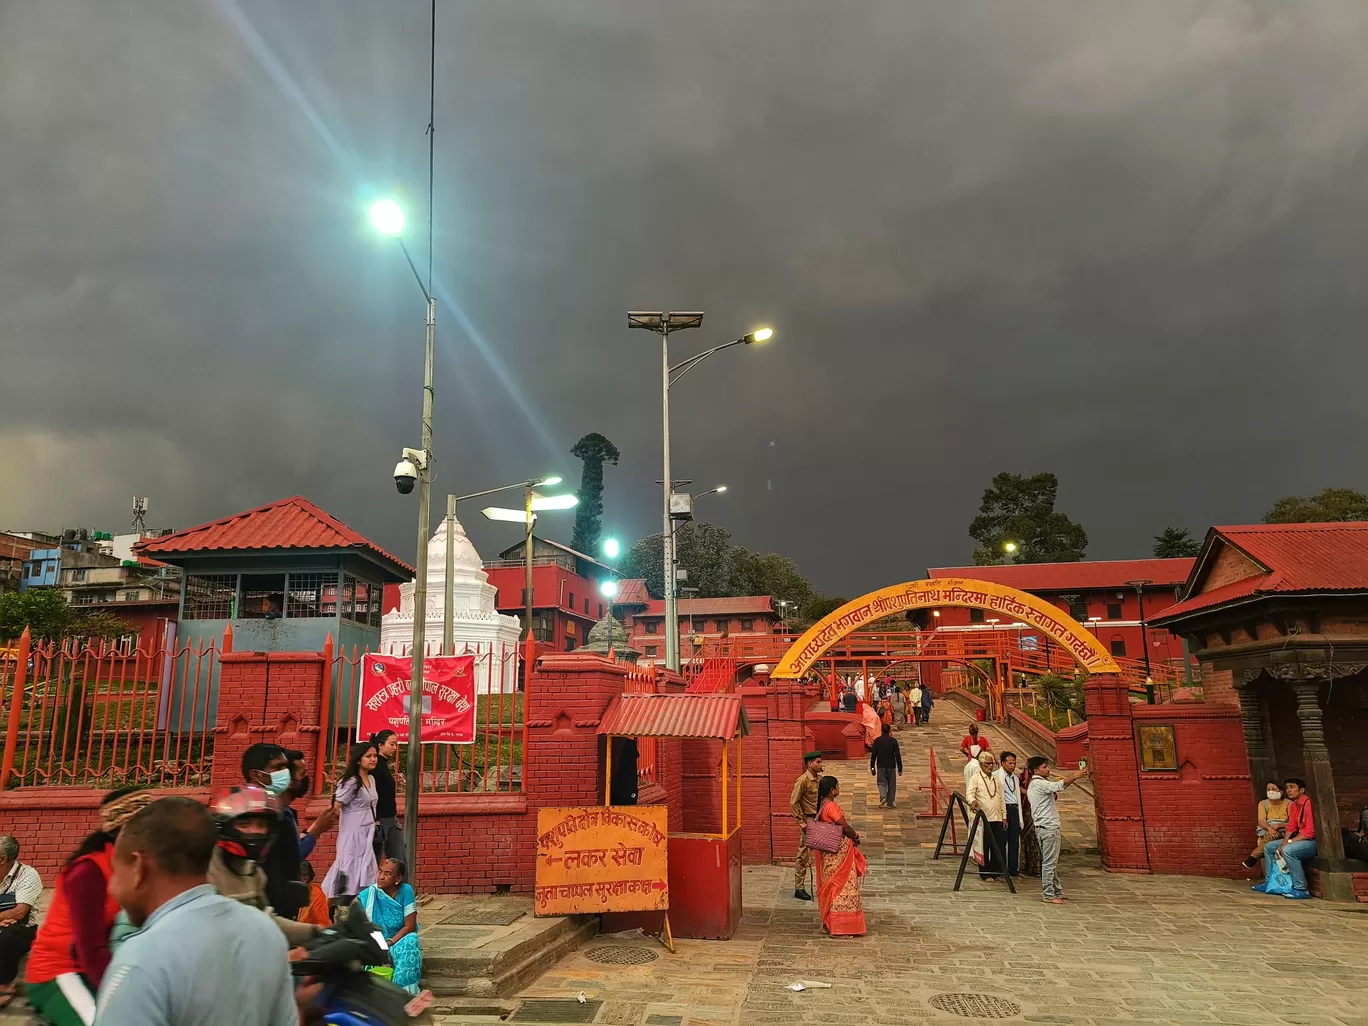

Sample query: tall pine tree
[570,432,620,554]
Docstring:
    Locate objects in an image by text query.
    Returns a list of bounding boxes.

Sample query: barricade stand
[917,747,948,821]
[951,809,1016,894]
[932,791,970,859]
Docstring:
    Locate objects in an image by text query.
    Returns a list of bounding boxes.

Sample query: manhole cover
[439,906,525,926]
[508,997,603,1022]
[929,993,1022,1019]
[583,945,660,965]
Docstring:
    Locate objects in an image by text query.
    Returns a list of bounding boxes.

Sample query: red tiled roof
[612,578,652,606]
[597,693,750,739]
[928,558,1194,591]
[138,496,414,577]
[639,596,775,617]
[1152,522,1368,624]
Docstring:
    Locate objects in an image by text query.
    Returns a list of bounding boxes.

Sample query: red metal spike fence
[622,661,659,785]
[1,625,222,790]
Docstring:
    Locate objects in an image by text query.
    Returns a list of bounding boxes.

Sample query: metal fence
[320,641,525,795]
[622,662,659,785]
[1,628,221,790]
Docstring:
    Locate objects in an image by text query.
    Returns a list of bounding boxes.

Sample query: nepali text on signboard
[358,653,476,745]
[534,805,669,916]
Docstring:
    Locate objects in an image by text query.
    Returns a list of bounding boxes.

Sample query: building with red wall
[925,558,1194,667]
[624,592,778,668]
[484,536,617,655]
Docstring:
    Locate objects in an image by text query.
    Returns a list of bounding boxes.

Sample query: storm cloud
[3,1,1368,595]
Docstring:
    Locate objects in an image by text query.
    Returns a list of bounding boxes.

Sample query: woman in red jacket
[25,788,155,1026]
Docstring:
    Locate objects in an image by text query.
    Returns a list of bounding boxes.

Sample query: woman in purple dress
[322,741,379,898]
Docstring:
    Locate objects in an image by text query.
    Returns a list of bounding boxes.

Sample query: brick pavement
[503,705,1368,1025]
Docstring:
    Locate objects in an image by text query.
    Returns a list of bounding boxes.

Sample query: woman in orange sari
[814,776,867,936]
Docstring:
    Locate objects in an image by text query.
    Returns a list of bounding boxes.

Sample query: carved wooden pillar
[1235,675,1276,806]
[1291,678,1344,862]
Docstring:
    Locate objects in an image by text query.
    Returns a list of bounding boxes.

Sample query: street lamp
[481,487,579,665]
[602,538,621,560]
[1127,578,1155,702]
[778,599,791,632]
[630,311,772,673]
[441,476,563,654]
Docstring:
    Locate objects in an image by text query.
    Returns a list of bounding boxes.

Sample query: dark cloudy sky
[4,1,1368,597]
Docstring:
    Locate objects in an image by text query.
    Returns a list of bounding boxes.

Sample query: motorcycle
[292,899,434,1026]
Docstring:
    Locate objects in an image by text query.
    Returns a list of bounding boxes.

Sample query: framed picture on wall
[1138,725,1178,771]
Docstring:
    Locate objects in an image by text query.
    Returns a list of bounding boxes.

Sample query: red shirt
[961,734,991,757]
[1286,794,1315,840]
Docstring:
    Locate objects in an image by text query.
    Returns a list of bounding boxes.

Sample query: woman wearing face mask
[322,742,380,899]
[1242,781,1290,870]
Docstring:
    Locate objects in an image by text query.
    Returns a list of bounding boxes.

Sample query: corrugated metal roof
[597,693,749,739]
[612,578,652,606]
[1152,522,1368,624]
[928,558,1194,591]
[639,596,775,617]
[138,496,414,578]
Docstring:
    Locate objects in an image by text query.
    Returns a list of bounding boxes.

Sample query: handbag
[804,815,844,854]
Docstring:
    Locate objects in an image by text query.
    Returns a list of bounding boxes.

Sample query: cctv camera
[394,459,418,495]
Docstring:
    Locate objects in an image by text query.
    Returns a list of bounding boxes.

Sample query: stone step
[420,899,598,998]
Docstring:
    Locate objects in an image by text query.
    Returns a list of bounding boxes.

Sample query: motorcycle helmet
[208,784,279,861]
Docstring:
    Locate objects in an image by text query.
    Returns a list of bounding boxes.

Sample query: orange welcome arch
[771,578,1122,679]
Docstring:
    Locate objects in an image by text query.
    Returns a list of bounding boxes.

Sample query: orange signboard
[534,805,669,916]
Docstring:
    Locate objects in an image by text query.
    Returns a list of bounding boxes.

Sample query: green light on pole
[370,198,406,237]
[600,579,619,597]
[603,538,621,559]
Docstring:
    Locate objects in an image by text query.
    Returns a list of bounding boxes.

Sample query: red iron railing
[321,641,525,795]
[622,662,658,785]
[1,625,221,790]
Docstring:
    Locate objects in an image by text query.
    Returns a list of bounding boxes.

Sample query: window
[183,574,237,619]
[584,597,589,614]
[121,590,141,601]
[521,588,529,606]
[1061,595,1087,621]
[239,574,286,619]
[564,637,576,651]
[1110,636,1127,657]
[285,572,337,619]
[1106,602,1122,620]
[350,579,383,628]
[70,568,86,583]
[740,619,754,631]
[568,592,575,610]
[645,645,658,658]
[28,563,42,578]
[598,603,604,618]
[645,622,658,635]
[969,608,985,624]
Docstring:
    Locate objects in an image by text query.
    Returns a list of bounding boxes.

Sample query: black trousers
[980,821,1007,879]
[1005,805,1021,876]
[0,921,36,985]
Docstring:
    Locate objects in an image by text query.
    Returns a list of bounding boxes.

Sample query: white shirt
[967,768,1006,822]
[995,768,1020,806]
[0,861,42,927]
[1027,777,1067,831]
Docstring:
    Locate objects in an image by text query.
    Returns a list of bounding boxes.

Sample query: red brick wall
[1086,676,1252,876]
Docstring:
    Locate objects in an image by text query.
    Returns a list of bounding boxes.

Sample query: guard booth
[599,692,749,940]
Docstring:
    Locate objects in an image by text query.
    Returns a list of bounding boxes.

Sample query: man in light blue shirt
[96,797,297,1026]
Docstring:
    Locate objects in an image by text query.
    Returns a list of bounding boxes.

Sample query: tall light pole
[1127,578,1154,702]
[481,491,580,657]
[368,0,437,883]
[442,476,563,654]
[629,311,770,672]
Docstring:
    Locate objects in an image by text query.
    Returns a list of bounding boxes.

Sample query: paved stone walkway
[509,705,1368,1026]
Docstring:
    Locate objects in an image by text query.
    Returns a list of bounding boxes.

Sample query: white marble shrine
[380,516,523,693]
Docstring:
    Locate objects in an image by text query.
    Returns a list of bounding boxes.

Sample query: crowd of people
[0,730,420,1025]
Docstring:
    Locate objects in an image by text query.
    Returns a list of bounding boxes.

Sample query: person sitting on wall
[1342,805,1368,864]
[1241,780,1290,870]
[1257,777,1316,900]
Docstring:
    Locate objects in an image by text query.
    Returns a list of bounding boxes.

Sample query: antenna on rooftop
[132,497,149,534]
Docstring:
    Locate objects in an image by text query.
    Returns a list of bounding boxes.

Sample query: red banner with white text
[358,653,476,744]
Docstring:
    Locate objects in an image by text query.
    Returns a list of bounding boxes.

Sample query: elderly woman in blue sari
[358,858,421,993]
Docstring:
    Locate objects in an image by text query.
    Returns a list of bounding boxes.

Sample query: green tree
[726,548,815,612]
[0,588,73,641]
[619,522,735,598]
[1152,527,1201,558]
[801,595,847,622]
[1263,487,1368,524]
[969,472,1088,565]
[569,433,620,555]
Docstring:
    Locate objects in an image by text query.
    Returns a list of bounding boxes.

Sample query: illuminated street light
[630,311,775,672]
[530,494,579,512]
[1003,541,1018,554]
[369,198,406,237]
[602,538,621,559]
[600,579,619,597]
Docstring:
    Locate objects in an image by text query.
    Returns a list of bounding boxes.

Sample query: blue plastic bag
[1256,854,1295,896]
